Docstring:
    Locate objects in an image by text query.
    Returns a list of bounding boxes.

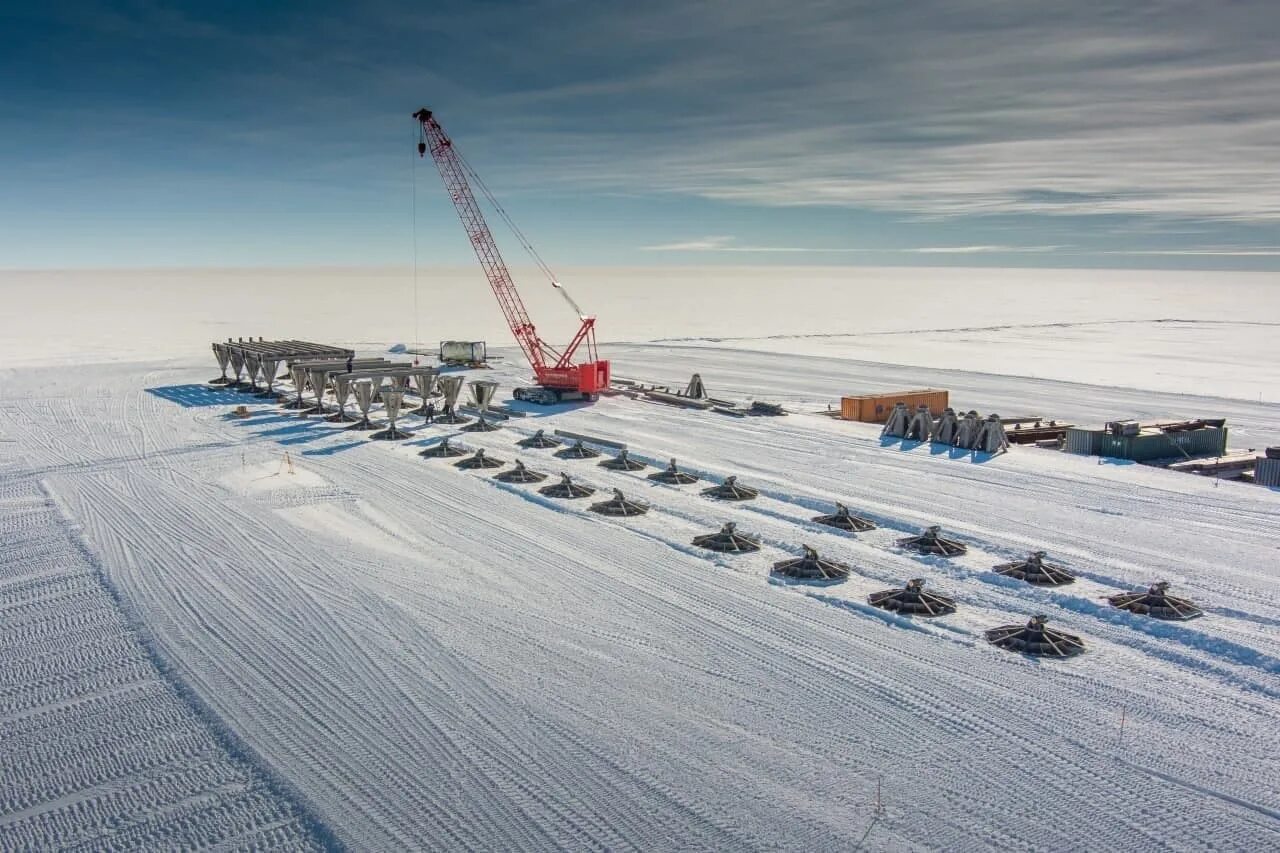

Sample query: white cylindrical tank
[439,341,487,363]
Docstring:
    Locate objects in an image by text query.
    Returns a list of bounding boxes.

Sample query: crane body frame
[413,108,610,400]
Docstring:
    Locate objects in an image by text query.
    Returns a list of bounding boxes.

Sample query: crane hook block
[418,142,427,157]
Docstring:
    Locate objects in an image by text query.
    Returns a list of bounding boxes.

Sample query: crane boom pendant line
[412,107,609,399]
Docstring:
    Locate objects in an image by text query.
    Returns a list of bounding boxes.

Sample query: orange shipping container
[840,389,949,423]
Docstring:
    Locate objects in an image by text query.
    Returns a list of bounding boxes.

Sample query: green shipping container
[1064,426,1105,455]
[1099,427,1227,462]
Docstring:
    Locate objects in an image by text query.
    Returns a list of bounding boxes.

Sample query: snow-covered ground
[610,341,1280,450]
[2,305,1278,849]
[0,444,323,849]
[658,319,1280,402]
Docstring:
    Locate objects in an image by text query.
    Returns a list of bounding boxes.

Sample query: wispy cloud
[641,236,861,253]
[642,237,1065,255]
[911,245,1064,254]
[641,236,737,251]
[1103,247,1280,256]
[7,1,1279,267]
[472,1,1280,223]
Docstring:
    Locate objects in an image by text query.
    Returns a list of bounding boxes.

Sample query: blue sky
[2,0,1278,270]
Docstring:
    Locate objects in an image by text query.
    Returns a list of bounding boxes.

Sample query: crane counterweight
[413,107,609,403]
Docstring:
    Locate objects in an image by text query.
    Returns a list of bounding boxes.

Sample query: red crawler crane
[414,108,610,404]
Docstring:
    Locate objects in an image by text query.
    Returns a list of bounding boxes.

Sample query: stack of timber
[1165,451,1258,478]
[1006,418,1073,445]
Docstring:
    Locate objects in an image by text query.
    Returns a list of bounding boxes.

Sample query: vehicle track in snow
[0,474,325,852]
[2,357,1278,850]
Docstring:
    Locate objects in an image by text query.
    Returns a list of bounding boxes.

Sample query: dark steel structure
[420,437,467,458]
[985,615,1085,657]
[812,502,877,533]
[897,525,968,557]
[589,489,650,516]
[702,476,759,502]
[555,440,601,460]
[600,449,646,471]
[518,429,562,449]
[455,448,504,469]
[461,416,500,433]
[494,460,548,483]
[539,473,596,499]
[691,522,761,553]
[649,459,698,485]
[1107,582,1203,620]
[771,546,851,581]
[868,578,957,617]
[992,551,1076,586]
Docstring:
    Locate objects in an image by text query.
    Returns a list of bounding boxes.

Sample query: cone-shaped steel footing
[455,448,504,469]
[703,475,758,501]
[460,415,500,432]
[692,522,760,553]
[555,440,600,459]
[771,545,851,581]
[897,525,968,557]
[868,578,957,617]
[370,427,413,441]
[649,459,698,485]
[600,449,646,471]
[421,438,467,458]
[589,488,650,516]
[812,502,876,532]
[518,429,561,449]
[494,460,547,483]
[1107,582,1203,620]
[985,615,1085,657]
[539,473,596,499]
[992,551,1075,586]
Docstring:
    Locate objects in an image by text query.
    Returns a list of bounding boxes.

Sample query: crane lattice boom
[413,108,609,399]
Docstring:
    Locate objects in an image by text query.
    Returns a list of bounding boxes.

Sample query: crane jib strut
[413,107,610,401]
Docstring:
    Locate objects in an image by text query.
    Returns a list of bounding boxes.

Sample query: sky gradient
[2,0,1278,270]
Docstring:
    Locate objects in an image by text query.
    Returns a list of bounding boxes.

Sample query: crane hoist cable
[411,123,420,351]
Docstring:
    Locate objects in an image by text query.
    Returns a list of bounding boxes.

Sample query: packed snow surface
[0,458,323,849]
[659,318,1280,401]
[2,324,1278,849]
[1,265,1278,848]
